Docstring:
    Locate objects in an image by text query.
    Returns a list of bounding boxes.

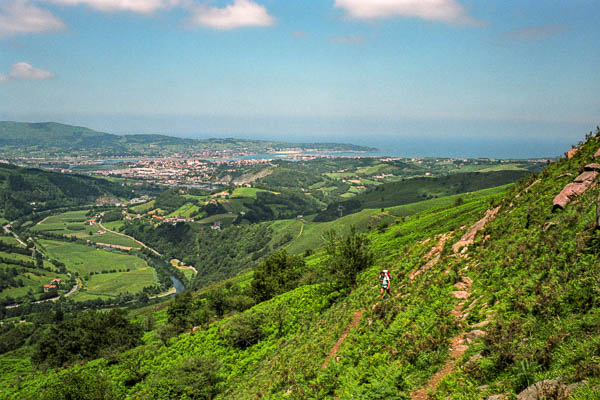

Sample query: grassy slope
[267,186,509,255]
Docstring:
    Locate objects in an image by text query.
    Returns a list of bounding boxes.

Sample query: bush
[251,250,304,302]
[144,356,222,400]
[40,370,117,400]
[32,309,142,367]
[220,312,264,349]
[324,226,374,288]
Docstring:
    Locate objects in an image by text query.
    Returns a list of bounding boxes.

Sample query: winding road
[97,221,162,256]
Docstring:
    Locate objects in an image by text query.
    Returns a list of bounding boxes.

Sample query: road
[2,224,27,246]
[5,281,79,309]
[97,221,162,256]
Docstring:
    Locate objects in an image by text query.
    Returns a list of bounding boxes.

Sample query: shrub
[144,356,222,400]
[220,312,264,349]
[324,226,374,288]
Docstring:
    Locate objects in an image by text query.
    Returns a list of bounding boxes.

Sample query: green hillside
[0,163,133,220]
[315,170,529,221]
[1,130,600,399]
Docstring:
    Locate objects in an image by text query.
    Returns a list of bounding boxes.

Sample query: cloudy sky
[0,0,598,152]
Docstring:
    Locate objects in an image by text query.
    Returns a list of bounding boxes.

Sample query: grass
[38,240,148,276]
[265,185,510,255]
[86,232,141,249]
[79,267,156,297]
[0,235,21,246]
[31,211,140,248]
[195,213,237,226]
[130,200,155,214]
[168,202,200,218]
[230,187,272,199]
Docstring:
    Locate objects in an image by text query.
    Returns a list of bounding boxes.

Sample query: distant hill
[0,121,376,156]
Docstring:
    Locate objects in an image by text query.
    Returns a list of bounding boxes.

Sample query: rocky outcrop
[516,378,583,400]
[595,147,600,158]
[553,166,600,209]
[452,207,500,253]
[567,148,579,159]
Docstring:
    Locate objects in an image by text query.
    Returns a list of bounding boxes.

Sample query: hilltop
[0,121,376,157]
[0,128,599,399]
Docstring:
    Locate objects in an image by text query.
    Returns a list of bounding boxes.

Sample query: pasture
[38,240,147,276]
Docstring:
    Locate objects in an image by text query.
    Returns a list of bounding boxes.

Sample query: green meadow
[38,240,147,276]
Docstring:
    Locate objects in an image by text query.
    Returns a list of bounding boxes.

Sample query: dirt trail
[321,310,364,369]
[410,208,498,399]
[410,282,472,400]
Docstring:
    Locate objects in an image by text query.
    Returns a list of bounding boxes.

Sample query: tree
[251,250,304,302]
[324,226,374,288]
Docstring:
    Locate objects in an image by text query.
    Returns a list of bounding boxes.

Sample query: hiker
[379,270,391,298]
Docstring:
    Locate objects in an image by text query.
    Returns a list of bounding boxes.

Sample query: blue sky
[0,0,598,155]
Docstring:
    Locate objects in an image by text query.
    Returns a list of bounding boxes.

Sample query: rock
[557,173,573,178]
[487,395,507,400]
[516,378,579,400]
[574,170,599,183]
[567,148,579,159]
[471,319,491,328]
[469,353,483,363]
[553,180,596,209]
[454,282,468,290]
[451,291,471,299]
[466,329,486,341]
[525,179,541,193]
[453,207,500,253]
[584,163,600,171]
[595,147,600,158]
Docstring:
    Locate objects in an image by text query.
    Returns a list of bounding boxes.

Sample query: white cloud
[0,62,55,83]
[187,0,275,30]
[334,0,481,26]
[47,0,180,14]
[0,0,66,38]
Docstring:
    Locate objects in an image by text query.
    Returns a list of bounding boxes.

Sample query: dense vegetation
[0,164,133,220]
[315,170,528,221]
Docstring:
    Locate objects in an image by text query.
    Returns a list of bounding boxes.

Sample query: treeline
[315,170,528,221]
[0,163,134,220]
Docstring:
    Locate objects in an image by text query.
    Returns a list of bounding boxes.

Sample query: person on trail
[379,271,390,299]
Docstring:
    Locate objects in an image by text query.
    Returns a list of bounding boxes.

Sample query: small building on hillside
[43,284,56,292]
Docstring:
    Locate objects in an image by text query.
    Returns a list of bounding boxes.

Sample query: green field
[168,202,200,218]
[195,213,237,226]
[230,187,272,199]
[0,235,21,246]
[88,232,141,249]
[77,267,156,298]
[38,240,148,276]
[130,200,155,213]
[31,211,140,249]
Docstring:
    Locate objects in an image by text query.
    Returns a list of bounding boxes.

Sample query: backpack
[382,269,391,281]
